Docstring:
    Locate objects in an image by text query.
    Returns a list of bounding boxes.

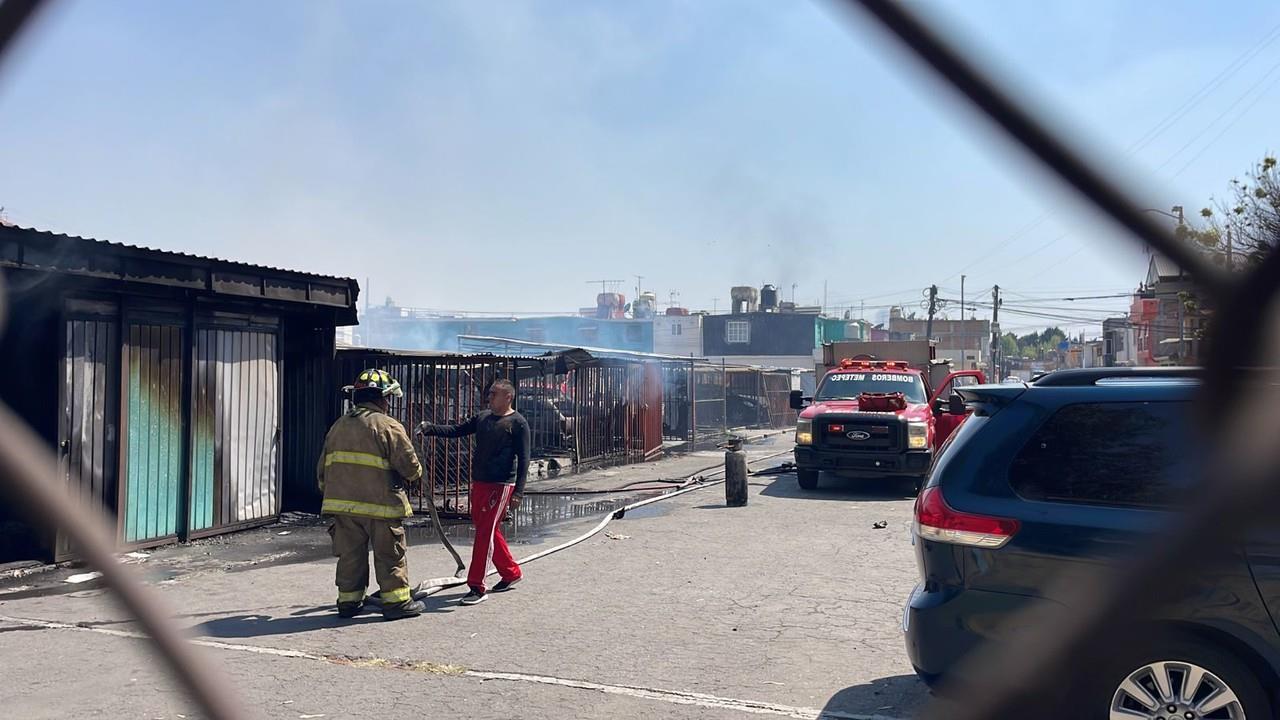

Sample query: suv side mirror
[789,390,803,410]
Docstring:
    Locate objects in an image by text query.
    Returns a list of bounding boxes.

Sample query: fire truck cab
[788,358,985,491]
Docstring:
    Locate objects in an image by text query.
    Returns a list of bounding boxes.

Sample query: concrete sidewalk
[0,436,928,719]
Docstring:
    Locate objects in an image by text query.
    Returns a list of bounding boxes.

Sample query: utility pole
[791,283,799,304]
[634,275,644,303]
[823,280,828,315]
[924,285,939,341]
[990,285,1001,379]
[960,275,966,367]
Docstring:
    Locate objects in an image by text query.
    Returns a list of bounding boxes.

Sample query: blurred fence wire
[836,1,1280,718]
[0,1,244,718]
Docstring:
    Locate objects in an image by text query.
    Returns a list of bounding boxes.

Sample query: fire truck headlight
[795,419,813,446]
[908,421,929,449]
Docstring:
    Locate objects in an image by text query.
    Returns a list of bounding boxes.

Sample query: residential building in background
[653,308,703,357]
[701,309,823,368]
[358,300,655,354]
[1128,253,1200,366]
[1102,316,1136,367]
[887,307,991,370]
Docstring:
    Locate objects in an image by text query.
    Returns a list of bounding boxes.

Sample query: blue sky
[3,0,1279,334]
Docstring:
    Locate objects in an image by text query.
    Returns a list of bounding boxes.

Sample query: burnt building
[0,225,358,562]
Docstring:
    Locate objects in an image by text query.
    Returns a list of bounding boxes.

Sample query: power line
[1157,54,1280,172]
[1001,285,1135,294]
[939,214,1050,286]
[1126,20,1280,154]
[946,23,1280,288]
[1174,68,1280,177]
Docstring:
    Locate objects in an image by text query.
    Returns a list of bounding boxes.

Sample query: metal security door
[55,310,120,561]
[190,328,281,535]
[120,322,184,545]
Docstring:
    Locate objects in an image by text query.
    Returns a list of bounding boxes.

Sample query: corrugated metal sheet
[2,224,355,283]
[57,318,119,560]
[191,329,281,533]
[640,362,663,460]
[121,323,183,544]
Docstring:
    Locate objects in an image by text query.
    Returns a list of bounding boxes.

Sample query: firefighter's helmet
[344,368,403,398]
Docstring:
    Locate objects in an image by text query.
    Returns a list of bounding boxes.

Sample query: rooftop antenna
[586,279,624,295]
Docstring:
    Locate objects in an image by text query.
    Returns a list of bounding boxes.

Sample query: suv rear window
[1009,402,1192,509]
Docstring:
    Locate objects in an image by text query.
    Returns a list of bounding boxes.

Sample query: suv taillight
[914,486,1019,549]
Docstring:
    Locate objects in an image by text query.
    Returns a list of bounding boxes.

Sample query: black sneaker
[493,577,522,592]
[460,590,488,606]
[382,599,426,620]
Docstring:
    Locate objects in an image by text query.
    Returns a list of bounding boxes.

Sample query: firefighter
[317,369,427,620]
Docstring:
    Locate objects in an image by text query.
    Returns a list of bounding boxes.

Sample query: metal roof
[1151,253,1184,280]
[456,334,704,362]
[0,224,359,316]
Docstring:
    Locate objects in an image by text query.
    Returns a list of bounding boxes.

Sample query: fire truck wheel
[797,469,820,490]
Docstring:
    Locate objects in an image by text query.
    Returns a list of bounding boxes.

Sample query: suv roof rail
[1031,366,1202,387]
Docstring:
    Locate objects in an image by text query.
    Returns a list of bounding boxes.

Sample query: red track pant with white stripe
[469,481,522,593]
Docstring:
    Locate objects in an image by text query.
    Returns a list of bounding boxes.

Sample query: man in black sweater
[418,378,530,605]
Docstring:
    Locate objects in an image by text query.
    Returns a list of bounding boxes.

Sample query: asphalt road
[0,440,928,719]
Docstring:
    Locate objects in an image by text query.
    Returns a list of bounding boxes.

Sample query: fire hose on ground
[398,446,794,600]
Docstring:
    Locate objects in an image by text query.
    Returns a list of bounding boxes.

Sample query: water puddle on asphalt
[407,489,671,545]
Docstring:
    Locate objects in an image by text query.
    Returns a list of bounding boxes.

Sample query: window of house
[1008,402,1193,509]
[672,323,682,336]
[726,320,750,344]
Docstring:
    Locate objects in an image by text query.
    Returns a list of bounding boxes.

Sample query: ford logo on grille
[846,430,871,441]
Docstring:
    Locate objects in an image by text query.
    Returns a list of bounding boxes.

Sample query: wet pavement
[0,437,790,602]
[0,483,680,602]
[0,454,928,720]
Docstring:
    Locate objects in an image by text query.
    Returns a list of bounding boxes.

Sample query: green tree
[1162,155,1279,345]
[1177,155,1278,267]
[1039,327,1066,350]
[1000,332,1019,358]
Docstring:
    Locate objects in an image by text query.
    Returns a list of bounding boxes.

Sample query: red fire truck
[788,358,985,491]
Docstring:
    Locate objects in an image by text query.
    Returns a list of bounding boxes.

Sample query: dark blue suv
[905,368,1280,719]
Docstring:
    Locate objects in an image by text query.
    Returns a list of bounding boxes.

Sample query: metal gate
[55,308,119,560]
[189,328,281,536]
[120,322,184,545]
[336,351,520,515]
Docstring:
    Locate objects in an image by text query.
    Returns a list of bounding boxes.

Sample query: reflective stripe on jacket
[317,403,423,519]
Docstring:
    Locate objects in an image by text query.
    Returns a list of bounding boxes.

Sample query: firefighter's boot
[382,598,426,620]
